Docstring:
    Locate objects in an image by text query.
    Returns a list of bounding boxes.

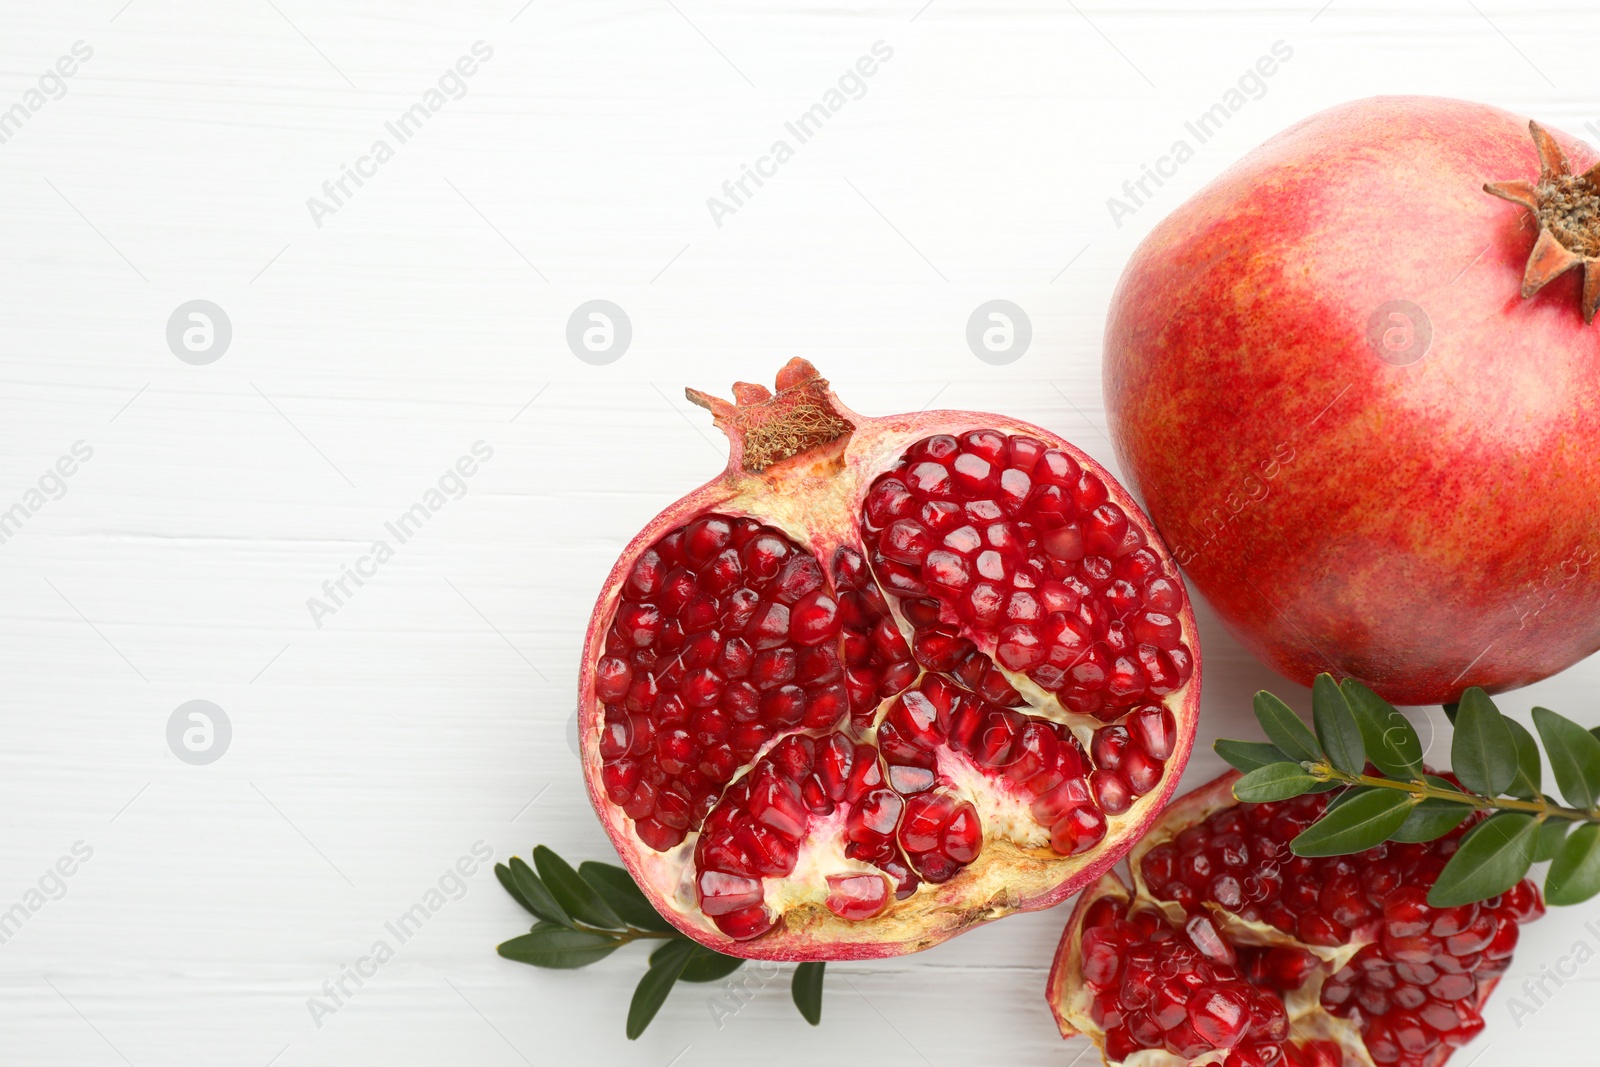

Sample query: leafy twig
[495,845,827,1037]
[1216,675,1600,908]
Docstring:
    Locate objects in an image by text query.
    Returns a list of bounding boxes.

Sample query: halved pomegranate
[578,360,1201,959]
[1048,771,1543,1065]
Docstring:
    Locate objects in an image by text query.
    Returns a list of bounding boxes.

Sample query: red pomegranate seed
[824,873,890,920]
[942,803,982,863]
[635,819,686,851]
[1050,806,1107,855]
[899,793,954,853]
[1129,704,1176,760]
[713,904,774,940]
[1502,880,1544,922]
[697,870,763,915]
[847,789,904,842]
[1090,770,1134,814]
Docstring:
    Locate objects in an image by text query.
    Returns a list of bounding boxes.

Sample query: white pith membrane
[577,363,1203,960]
[1047,772,1532,1067]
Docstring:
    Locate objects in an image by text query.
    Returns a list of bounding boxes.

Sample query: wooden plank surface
[0,1,1596,1063]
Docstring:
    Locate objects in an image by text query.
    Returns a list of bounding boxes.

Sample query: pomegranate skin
[1105,95,1600,705]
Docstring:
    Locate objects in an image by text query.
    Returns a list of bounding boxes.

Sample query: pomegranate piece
[579,361,1201,959]
[1106,98,1600,705]
[1049,772,1544,1067]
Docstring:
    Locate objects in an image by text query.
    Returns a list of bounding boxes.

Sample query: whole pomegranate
[578,360,1200,959]
[1048,771,1544,1067]
[1105,96,1600,705]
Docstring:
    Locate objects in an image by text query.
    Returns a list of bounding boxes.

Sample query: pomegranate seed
[905,460,953,498]
[1482,913,1519,959]
[1081,926,1124,986]
[750,772,807,840]
[1129,704,1177,759]
[1364,1018,1400,1064]
[594,656,633,701]
[898,793,952,853]
[1427,972,1476,1001]
[1091,769,1134,814]
[824,873,890,920]
[636,819,686,851]
[1502,879,1545,922]
[847,789,904,843]
[712,904,774,940]
[1186,915,1237,966]
[942,803,982,863]
[786,590,839,645]
[1051,806,1107,855]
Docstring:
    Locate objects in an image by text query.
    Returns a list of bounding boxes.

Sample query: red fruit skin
[1105,96,1600,705]
[577,377,1202,961]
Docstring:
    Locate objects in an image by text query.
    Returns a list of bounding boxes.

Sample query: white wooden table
[1,2,1596,1063]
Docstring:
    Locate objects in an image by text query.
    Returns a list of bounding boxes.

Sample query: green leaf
[1311,674,1365,776]
[650,939,744,984]
[496,862,544,921]
[1504,718,1542,802]
[1322,785,1371,812]
[792,961,825,1026]
[1291,788,1415,857]
[580,861,673,932]
[1253,692,1322,764]
[1546,823,1600,905]
[1391,800,1472,843]
[507,856,571,927]
[1341,679,1423,781]
[1428,813,1538,907]
[1442,702,1459,726]
[1390,776,1472,843]
[534,846,624,931]
[1233,762,1320,803]
[678,945,746,983]
[1214,739,1292,775]
[497,922,620,968]
[1535,818,1572,863]
[628,938,695,1039]
[1532,707,1600,811]
[1451,688,1517,797]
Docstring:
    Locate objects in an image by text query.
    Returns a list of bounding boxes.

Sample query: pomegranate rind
[578,382,1202,961]
[1048,872,1130,1041]
[1049,771,1518,1067]
[1105,96,1600,706]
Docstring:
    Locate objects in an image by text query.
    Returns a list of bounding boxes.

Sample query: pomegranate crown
[685,358,855,473]
[1484,120,1600,323]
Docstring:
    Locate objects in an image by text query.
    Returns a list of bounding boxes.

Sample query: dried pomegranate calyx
[685,358,856,473]
[1484,120,1600,322]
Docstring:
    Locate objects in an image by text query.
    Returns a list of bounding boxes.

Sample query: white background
[1,1,1596,1064]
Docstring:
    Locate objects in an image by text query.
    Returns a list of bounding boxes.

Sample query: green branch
[492,844,827,1037]
[1218,675,1600,908]
[1303,762,1600,823]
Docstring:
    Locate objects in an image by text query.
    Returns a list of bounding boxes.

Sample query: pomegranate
[1105,96,1600,705]
[577,360,1201,959]
[1048,771,1544,1066]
